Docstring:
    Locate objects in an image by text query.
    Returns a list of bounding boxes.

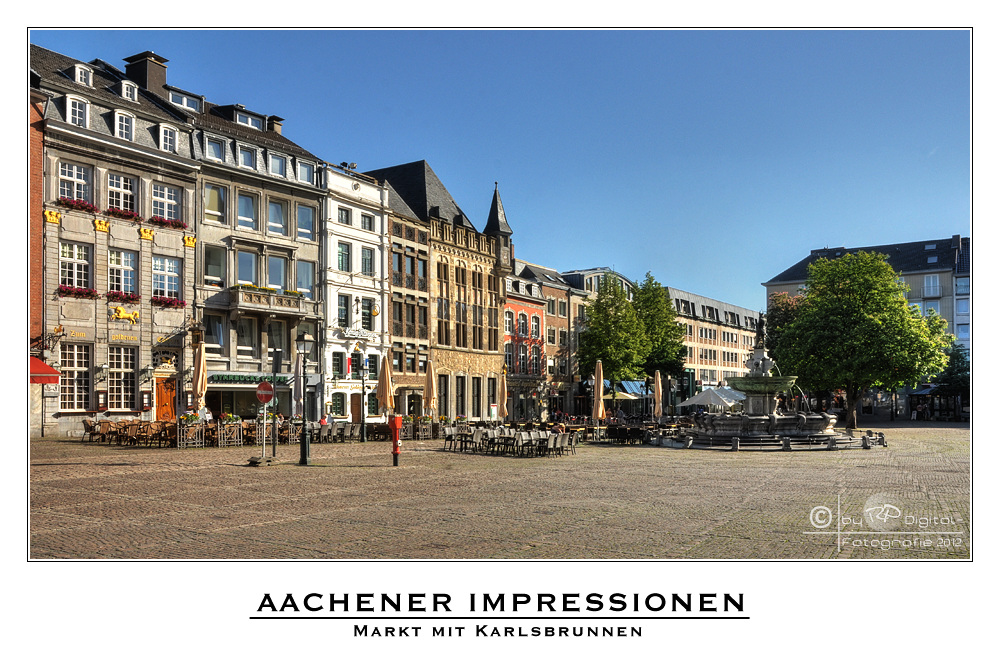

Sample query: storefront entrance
[351,393,363,422]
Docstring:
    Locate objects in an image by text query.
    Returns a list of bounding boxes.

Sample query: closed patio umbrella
[375,354,394,415]
[592,360,606,422]
[292,351,303,417]
[653,370,663,419]
[424,359,437,417]
[192,340,208,412]
[497,368,508,421]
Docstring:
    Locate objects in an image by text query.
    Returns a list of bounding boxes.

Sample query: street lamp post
[358,349,368,443]
[296,332,314,466]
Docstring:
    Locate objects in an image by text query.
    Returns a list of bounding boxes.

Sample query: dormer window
[236,112,263,130]
[298,161,315,184]
[159,124,178,152]
[121,81,138,102]
[74,64,93,86]
[169,91,201,112]
[66,95,89,128]
[114,110,135,141]
[925,244,936,250]
[269,153,287,177]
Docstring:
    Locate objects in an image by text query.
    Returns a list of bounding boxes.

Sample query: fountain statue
[680,314,882,451]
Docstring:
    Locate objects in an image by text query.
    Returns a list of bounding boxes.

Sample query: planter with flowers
[56,197,99,214]
[151,296,187,309]
[219,413,240,424]
[103,207,144,222]
[57,285,99,299]
[147,216,188,230]
[106,290,141,304]
[180,412,200,425]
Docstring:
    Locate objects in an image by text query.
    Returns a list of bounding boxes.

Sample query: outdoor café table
[457,428,479,452]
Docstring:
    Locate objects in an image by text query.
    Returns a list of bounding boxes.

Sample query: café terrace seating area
[79,417,690,453]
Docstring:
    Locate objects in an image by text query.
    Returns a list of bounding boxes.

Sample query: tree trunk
[844,385,861,429]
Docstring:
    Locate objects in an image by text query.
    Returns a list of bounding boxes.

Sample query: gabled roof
[484,183,512,236]
[384,181,420,220]
[765,237,967,284]
[365,160,476,230]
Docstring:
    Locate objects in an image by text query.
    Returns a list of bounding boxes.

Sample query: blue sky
[29,29,970,310]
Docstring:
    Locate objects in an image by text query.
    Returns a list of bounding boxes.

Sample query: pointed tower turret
[483,182,514,275]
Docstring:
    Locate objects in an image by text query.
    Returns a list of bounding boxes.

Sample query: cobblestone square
[29,420,971,559]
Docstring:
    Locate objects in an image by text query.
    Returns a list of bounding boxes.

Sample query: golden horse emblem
[110,306,140,324]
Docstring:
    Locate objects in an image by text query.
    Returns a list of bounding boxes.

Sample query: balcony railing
[228,285,312,316]
[922,285,942,298]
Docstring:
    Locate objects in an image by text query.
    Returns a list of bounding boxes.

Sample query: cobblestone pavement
[29,420,970,559]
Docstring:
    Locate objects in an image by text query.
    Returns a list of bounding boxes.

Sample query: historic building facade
[32,45,201,436]
[503,267,547,422]
[366,163,507,421]
[322,165,390,423]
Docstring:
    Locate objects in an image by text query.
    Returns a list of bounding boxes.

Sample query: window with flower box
[108,346,137,410]
[152,183,180,222]
[108,249,137,295]
[60,343,91,411]
[152,256,181,299]
[60,242,91,289]
[59,162,91,202]
[107,173,135,212]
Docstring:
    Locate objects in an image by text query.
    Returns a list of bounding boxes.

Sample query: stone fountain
[680,315,881,451]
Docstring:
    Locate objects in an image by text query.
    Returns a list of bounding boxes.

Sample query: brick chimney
[267,116,284,135]
[123,51,169,97]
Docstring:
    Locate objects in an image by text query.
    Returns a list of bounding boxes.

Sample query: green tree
[764,291,804,361]
[934,341,970,403]
[774,251,951,428]
[578,276,650,403]
[633,272,686,378]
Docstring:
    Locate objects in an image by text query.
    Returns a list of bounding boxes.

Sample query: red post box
[390,415,403,466]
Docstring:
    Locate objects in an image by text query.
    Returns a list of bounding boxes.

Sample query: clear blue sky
[29,29,970,310]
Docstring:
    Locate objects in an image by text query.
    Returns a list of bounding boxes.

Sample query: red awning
[29,356,60,384]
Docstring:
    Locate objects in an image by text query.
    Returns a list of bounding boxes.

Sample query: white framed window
[296,205,315,241]
[115,111,135,141]
[121,81,138,101]
[60,343,91,411]
[267,200,287,236]
[107,173,135,212]
[206,137,225,161]
[152,184,180,221]
[238,146,256,169]
[169,91,201,112]
[236,112,263,130]
[267,255,286,290]
[159,124,178,152]
[236,317,257,358]
[269,154,287,177]
[518,313,528,336]
[296,261,314,299]
[361,214,375,231]
[203,313,225,356]
[60,242,91,288]
[58,162,91,201]
[204,184,226,223]
[956,298,969,315]
[74,64,93,86]
[361,247,375,277]
[338,207,351,225]
[108,346,137,410]
[204,245,226,288]
[298,161,315,183]
[152,256,181,299]
[337,242,351,272]
[505,311,514,334]
[237,251,258,285]
[531,315,540,338]
[66,96,89,128]
[108,249,137,293]
[237,192,257,230]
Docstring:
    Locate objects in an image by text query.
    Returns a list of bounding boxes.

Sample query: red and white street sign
[256,381,275,404]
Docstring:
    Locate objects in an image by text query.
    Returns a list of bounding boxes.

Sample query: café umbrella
[497,368,508,421]
[192,339,208,412]
[592,360,606,423]
[375,354,394,415]
[653,370,663,419]
[424,359,437,417]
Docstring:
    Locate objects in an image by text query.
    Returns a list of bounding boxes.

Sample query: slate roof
[955,237,970,275]
[383,181,420,220]
[484,183,513,236]
[365,160,476,231]
[192,101,317,159]
[29,44,187,124]
[765,237,967,284]
[515,260,581,291]
[666,287,760,322]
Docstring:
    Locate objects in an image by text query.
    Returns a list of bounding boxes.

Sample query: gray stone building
[32,45,200,435]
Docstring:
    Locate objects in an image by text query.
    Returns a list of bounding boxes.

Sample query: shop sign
[110,333,139,342]
[336,327,378,342]
[209,373,290,385]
